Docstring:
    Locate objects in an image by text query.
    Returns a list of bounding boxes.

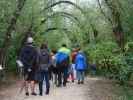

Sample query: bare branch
[43,1,85,15]
[96,0,113,26]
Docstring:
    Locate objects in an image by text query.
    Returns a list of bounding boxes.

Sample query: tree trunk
[16,26,33,57]
[0,0,27,68]
[104,0,125,50]
[112,12,124,50]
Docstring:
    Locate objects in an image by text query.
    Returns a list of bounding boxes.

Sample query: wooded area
[0,0,133,85]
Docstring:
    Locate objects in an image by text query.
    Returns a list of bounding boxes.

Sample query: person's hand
[28,68,32,72]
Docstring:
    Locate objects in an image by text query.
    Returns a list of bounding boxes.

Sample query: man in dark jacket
[19,37,38,96]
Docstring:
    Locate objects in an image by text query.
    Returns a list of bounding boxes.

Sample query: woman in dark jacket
[38,43,51,95]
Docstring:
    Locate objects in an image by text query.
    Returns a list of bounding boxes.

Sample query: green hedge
[84,41,133,84]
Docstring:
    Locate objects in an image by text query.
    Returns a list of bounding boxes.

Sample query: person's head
[51,49,57,56]
[62,44,67,47]
[78,50,83,53]
[72,48,77,52]
[27,37,33,44]
[73,44,80,51]
[41,43,48,49]
[75,46,81,52]
[51,49,57,54]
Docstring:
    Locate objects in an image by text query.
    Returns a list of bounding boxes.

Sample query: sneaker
[25,92,29,96]
[72,80,74,83]
[31,92,37,96]
[81,81,84,84]
[39,93,43,96]
[63,83,66,87]
[78,81,80,84]
[45,89,49,95]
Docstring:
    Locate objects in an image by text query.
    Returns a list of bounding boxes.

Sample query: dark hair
[51,49,57,54]
[62,44,67,47]
[41,43,48,49]
[78,47,81,50]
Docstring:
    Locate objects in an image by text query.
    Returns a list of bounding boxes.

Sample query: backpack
[56,52,69,67]
[39,49,50,70]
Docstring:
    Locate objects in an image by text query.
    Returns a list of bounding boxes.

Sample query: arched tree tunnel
[0,0,97,67]
[39,12,87,46]
[18,1,87,56]
[43,27,75,41]
[43,0,85,14]
[41,11,84,30]
[0,0,125,71]
[41,12,82,27]
[21,0,89,46]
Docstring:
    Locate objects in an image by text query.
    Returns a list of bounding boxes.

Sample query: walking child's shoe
[80,81,84,84]
[78,80,80,84]
[39,94,43,96]
[39,92,43,96]
[31,92,37,96]
[25,92,29,96]
[72,80,74,83]
[45,88,49,95]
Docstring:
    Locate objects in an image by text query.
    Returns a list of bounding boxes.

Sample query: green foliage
[6,46,17,71]
[0,0,133,86]
[85,41,133,84]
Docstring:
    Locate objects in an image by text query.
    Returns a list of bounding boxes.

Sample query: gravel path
[0,77,117,100]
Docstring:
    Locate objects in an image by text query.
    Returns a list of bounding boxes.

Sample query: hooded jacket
[75,52,87,71]
[20,44,37,70]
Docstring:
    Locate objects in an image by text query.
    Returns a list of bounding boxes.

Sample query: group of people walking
[18,37,87,96]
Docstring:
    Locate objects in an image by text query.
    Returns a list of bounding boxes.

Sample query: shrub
[84,41,133,84]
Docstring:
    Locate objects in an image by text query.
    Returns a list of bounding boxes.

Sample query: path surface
[0,77,118,100]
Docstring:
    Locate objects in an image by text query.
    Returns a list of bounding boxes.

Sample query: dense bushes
[85,41,133,84]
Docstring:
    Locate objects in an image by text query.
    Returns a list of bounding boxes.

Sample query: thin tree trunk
[97,0,113,25]
[17,25,33,57]
[104,0,125,50]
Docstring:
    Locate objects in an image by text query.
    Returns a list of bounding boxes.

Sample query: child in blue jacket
[75,50,87,84]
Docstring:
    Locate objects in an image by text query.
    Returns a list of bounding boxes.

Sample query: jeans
[76,70,85,82]
[39,70,50,94]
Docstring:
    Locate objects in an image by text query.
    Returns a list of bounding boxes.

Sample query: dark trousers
[57,66,68,86]
[39,70,50,94]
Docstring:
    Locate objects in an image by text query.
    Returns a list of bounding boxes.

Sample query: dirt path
[0,77,119,100]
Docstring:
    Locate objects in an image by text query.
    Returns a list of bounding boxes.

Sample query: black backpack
[40,49,50,63]
[39,49,50,70]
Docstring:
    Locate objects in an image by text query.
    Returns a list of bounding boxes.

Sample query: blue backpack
[56,52,69,64]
